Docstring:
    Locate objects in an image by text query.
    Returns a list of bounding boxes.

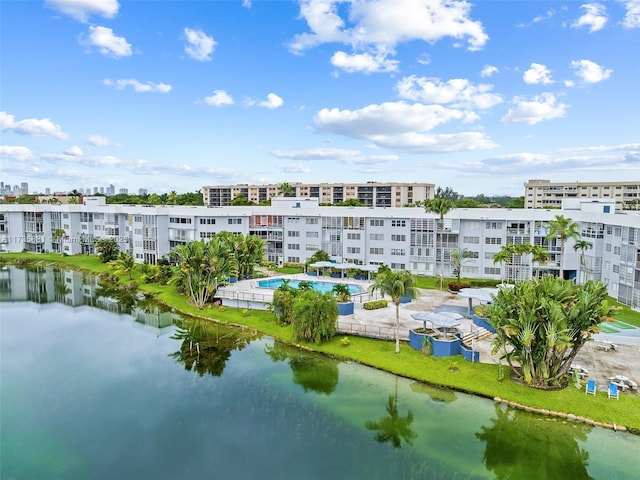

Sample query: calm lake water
[1,266,639,479]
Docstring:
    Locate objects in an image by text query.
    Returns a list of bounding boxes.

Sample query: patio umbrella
[410,312,462,331]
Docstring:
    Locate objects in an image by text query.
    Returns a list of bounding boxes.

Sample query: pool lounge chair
[585,379,597,395]
[608,383,619,400]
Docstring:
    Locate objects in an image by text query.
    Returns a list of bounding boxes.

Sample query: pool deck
[217,273,640,393]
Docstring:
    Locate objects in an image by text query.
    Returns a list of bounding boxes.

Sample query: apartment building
[1,198,638,309]
[202,182,434,207]
[525,179,640,210]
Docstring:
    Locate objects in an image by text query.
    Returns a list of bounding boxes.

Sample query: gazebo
[411,311,463,336]
[458,287,499,315]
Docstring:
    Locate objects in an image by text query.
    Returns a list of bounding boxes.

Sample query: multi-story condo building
[202,182,435,207]
[525,179,640,210]
[1,198,638,309]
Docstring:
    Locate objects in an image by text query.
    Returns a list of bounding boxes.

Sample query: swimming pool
[257,279,363,294]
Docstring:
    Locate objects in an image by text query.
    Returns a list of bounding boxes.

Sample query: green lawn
[3,252,639,432]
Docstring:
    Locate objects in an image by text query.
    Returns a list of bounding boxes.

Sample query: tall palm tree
[545,215,580,280]
[369,270,419,354]
[424,197,454,289]
[449,248,472,283]
[573,239,593,284]
[365,378,416,448]
[530,245,550,279]
[493,244,516,284]
[278,182,295,197]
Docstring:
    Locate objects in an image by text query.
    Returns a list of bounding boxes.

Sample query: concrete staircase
[462,327,492,345]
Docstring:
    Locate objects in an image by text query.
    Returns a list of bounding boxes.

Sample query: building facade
[202,182,435,207]
[1,198,639,309]
[525,179,640,210]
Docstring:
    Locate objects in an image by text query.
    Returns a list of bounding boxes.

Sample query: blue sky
[1,0,639,196]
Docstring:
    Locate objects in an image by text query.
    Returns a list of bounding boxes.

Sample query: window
[306,231,319,238]
[346,246,360,254]
[199,218,216,225]
[134,215,142,223]
[287,230,300,237]
[485,221,502,229]
[390,263,405,269]
[306,244,319,251]
[614,246,620,255]
[287,256,300,263]
[463,236,480,244]
[287,217,300,224]
[466,251,479,259]
[391,219,406,227]
[370,219,384,227]
[484,267,500,275]
[370,247,384,255]
[288,244,300,250]
[347,232,361,240]
[391,249,405,256]
[605,244,611,252]
[344,217,365,229]
[369,233,384,241]
[391,234,406,242]
[228,218,242,225]
[484,252,495,260]
[485,237,502,245]
[170,217,192,224]
[306,218,319,225]
[200,232,217,239]
[613,264,620,273]
[134,228,142,235]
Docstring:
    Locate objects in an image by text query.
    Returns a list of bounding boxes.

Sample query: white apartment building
[1,198,639,309]
[525,179,640,210]
[202,182,434,207]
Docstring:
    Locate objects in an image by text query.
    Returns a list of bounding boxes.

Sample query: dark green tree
[94,238,120,263]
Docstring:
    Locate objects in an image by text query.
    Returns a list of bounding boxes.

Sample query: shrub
[448,281,470,292]
[282,262,304,270]
[474,304,490,317]
[364,299,388,310]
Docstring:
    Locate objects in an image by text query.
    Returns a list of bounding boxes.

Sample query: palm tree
[493,244,516,284]
[530,245,550,279]
[369,270,419,354]
[545,215,580,280]
[424,197,454,289]
[110,251,136,280]
[573,239,593,284]
[449,248,472,284]
[278,182,295,197]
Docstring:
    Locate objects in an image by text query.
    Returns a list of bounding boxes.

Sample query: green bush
[363,299,388,310]
[474,304,489,317]
[282,262,304,270]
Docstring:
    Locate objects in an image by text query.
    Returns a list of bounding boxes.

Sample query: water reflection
[265,341,340,395]
[0,265,178,332]
[365,378,417,449]
[476,403,593,479]
[170,318,260,377]
[409,382,457,404]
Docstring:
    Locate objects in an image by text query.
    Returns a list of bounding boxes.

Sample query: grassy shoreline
[2,252,639,433]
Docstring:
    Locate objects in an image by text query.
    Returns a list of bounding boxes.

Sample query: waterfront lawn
[3,252,639,430]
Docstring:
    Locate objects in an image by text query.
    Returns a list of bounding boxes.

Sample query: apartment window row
[391,220,406,227]
[370,233,384,241]
[463,236,480,244]
[370,247,384,255]
[347,246,360,254]
[485,237,502,245]
[306,231,319,238]
[370,219,384,227]
[228,218,242,225]
[391,234,406,242]
[200,218,216,225]
[288,244,300,250]
[347,233,361,240]
[391,249,406,256]
[170,217,191,224]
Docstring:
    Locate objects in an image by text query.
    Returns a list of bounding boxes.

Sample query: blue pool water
[258,278,363,294]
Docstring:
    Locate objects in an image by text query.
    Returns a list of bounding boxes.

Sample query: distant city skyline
[1,1,639,195]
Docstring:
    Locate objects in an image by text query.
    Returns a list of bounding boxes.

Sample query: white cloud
[501,93,568,125]
[271,148,399,165]
[184,28,216,61]
[0,145,34,162]
[313,101,495,153]
[64,146,84,156]
[0,111,69,140]
[84,25,132,58]
[103,78,172,93]
[258,93,284,109]
[289,0,488,72]
[86,134,115,146]
[203,90,234,106]
[330,51,398,74]
[370,131,497,153]
[45,0,119,23]
[623,0,640,28]
[570,59,612,83]
[242,0,252,8]
[523,63,553,85]
[395,76,503,109]
[279,162,311,173]
[572,3,608,32]
[480,65,499,77]
[315,101,466,137]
